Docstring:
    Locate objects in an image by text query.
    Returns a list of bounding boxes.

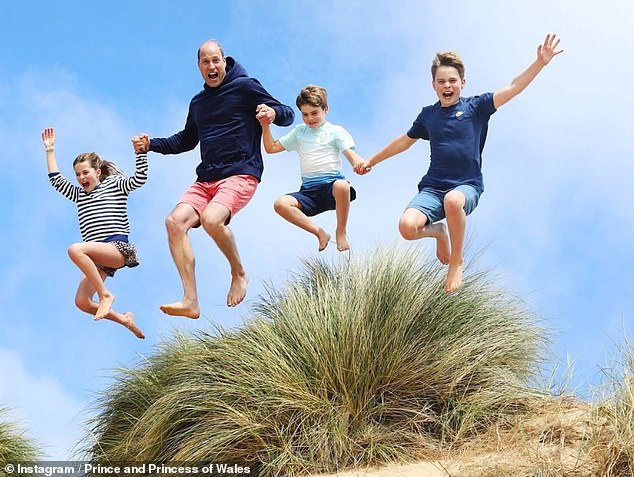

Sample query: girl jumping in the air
[42,128,147,339]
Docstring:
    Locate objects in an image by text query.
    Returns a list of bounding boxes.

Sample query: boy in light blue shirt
[258,85,365,252]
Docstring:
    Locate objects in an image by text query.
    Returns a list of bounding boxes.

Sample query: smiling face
[433,65,465,107]
[198,41,227,88]
[299,104,328,129]
[74,161,101,192]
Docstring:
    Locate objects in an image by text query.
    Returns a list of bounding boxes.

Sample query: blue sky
[1,0,632,460]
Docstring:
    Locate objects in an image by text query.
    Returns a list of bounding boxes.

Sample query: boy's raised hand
[42,127,55,149]
[537,34,563,66]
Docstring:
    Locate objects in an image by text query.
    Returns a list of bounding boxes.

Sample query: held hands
[255,104,276,126]
[537,34,563,66]
[131,133,150,153]
[353,160,373,176]
[42,128,55,151]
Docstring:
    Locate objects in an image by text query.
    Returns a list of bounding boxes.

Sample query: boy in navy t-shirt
[355,34,563,293]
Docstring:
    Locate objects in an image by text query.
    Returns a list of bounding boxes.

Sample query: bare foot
[121,312,145,339]
[444,261,464,293]
[336,231,350,252]
[95,292,115,320]
[227,273,248,307]
[432,223,450,265]
[160,300,200,319]
[317,229,331,252]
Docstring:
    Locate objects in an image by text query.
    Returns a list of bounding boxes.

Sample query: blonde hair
[73,152,123,181]
[431,51,465,80]
[296,84,328,110]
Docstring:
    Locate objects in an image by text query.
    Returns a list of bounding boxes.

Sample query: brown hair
[296,84,328,110]
[431,51,465,80]
[73,152,122,181]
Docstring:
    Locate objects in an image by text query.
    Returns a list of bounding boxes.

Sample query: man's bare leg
[201,202,249,307]
[399,208,451,264]
[274,195,331,251]
[443,190,467,293]
[332,180,351,252]
[160,203,201,318]
[75,276,145,339]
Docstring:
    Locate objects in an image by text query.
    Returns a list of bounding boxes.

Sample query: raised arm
[354,133,417,175]
[493,33,563,109]
[41,128,60,174]
[343,148,365,170]
[258,119,286,154]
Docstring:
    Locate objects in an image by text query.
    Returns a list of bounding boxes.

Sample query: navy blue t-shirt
[407,93,496,194]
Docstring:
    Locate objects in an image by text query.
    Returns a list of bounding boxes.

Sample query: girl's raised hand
[42,127,56,149]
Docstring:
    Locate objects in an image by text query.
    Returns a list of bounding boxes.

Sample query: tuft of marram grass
[85,246,548,476]
[590,339,634,476]
[0,408,39,467]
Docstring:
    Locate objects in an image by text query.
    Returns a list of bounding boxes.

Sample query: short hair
[431,51,465,80]
[296,85,328,110]
[197,39,225,61]
[73,152,123,181]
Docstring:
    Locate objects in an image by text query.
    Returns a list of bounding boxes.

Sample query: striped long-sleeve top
[49,153,148,242]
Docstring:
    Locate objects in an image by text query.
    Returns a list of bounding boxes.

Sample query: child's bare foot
[432,223,450,265]
[95,292,115,320]
[122,312,145,339]
[317,229,331,252]
[160,300,200,319]
[444,261,464,293]
[336,231,350,252]
[227,273,248,307]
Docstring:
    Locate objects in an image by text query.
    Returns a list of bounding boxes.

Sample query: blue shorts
[406,184,481,224]
[288,180,356,217]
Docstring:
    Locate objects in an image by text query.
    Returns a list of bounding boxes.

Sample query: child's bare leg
[332,180,351,252]
[68,242,125,319]
[443,190,467,293]
[274,195,330,251]
[75,276,145,339]
[399,208,450,264]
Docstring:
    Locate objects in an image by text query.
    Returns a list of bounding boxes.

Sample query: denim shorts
[406,184,481,224]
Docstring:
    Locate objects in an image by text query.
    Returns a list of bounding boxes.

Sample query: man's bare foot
[95,293,115,320]
[121,312,145,339]
[445,261,464,293]
[160,300,200,319]
[432,223,450,265]
[317,229,331,252]
[227,273,248,307]
[336,231,350,252]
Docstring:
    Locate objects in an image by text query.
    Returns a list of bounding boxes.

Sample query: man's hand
[131,133,150,153]
[256,104,276,125]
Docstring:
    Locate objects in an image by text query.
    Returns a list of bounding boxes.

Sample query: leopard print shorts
[98,241,139,277]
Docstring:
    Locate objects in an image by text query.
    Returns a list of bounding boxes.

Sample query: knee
[67,243,83,260]
[74,294,92,314]
[398,216,418,241]
[443,191,465,214]
[273,196,295,216]
[165,213,187,236]
[333,180,350,196]
[200,215,224,238]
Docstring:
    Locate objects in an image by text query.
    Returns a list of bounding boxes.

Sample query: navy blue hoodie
[149,58,294,182]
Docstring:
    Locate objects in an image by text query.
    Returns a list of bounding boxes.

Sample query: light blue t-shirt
[279,121,355,188]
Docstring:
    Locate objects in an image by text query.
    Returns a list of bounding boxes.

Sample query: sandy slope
[310,461,457,477]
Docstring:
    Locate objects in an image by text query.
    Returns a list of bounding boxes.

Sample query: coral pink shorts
[179,175,258,220]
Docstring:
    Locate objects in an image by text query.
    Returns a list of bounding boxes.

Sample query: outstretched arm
[41,128,60,174]
[257,112,286,154]
[354,133,417,175]
[493,33,563,109]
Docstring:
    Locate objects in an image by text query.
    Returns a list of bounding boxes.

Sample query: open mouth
[208,72,219,81]
[443,91,454,99]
